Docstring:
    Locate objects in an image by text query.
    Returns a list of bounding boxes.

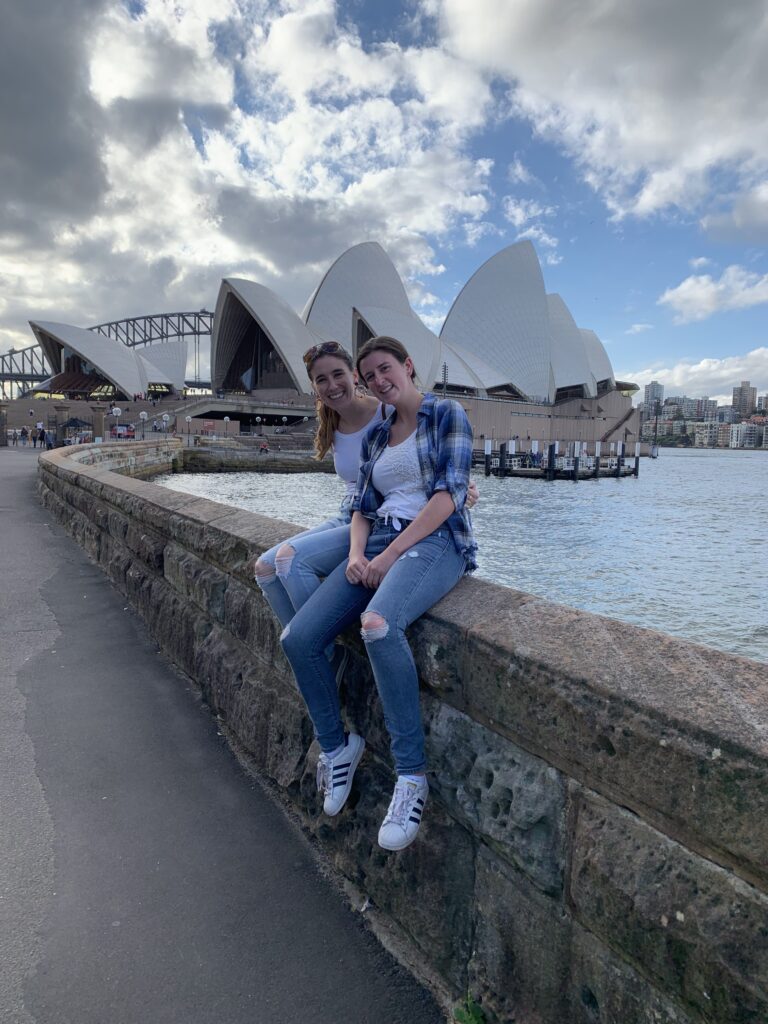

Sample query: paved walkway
[0,448,444,1024]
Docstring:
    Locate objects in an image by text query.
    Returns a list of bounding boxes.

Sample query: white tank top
[372,431,427,524]
[333,404,386,497]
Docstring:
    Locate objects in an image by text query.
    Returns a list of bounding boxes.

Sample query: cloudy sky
[1,0,767,401]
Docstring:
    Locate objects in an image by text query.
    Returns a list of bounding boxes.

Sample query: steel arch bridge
[0,311,214,399]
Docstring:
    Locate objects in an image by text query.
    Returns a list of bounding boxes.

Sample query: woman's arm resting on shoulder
[360,492,455,588]
[345,511,372,584]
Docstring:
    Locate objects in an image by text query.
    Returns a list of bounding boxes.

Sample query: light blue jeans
[256,513,352,626]
[280,520,468,774]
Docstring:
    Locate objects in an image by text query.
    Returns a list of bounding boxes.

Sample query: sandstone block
[468,844,571,1024]
[568,924,696,1024]
[458,586,768,884]
[425,700,567,895]
[570,793,768,1024]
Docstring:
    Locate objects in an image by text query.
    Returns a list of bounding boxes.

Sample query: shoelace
[316,756,331,796]
[383,781,419,826]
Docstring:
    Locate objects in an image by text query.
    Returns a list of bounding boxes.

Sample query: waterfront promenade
[0,447,443,1024]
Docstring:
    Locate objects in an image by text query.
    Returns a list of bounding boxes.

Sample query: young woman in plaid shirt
[281,337,477,850]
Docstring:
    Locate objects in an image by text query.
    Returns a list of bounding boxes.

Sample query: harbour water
[159,447,767,663]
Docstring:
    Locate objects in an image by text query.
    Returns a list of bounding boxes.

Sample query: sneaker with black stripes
[377,777,428,851]
[316,732,365,816]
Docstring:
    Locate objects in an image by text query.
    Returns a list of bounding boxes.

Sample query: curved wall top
[212,278,324,394]
[546,295,596,398]
[579,328,615,386]
[29,320,173,396]
[440,241,554,402]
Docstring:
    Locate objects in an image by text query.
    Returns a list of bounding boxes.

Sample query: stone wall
[38,442,768,1024]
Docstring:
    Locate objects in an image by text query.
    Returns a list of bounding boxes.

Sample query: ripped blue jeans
[280,520,467,774]
[255,513,352,627]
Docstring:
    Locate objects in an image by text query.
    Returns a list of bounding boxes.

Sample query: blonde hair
[303,341,355,461]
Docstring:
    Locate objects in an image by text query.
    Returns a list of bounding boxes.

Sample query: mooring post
[484,438,492,477]
[498,441,508,477]
[546,442,557,481]
[594,440,601,479]
[634,441,641,477]
[615,441,624,478]
[573,440,580,482]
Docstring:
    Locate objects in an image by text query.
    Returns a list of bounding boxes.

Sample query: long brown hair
[303,340,355,460]
[355,336,417,383]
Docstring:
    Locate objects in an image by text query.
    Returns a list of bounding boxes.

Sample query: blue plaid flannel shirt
[350,392,477,571]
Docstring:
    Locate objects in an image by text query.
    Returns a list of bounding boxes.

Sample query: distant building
[757,394,768,412]
[697,397,718,420]
[644,380,664,413]
[732,380,757,417]
[729,422,762,448]
[694,422,718,447]
[717,405,738,424]
[717,423,732,447]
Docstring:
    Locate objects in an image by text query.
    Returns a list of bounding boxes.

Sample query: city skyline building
[732,380,757,417]
[644,380,664,413]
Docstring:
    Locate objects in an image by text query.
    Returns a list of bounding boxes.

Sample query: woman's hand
[467,479,479,509]
[345,552,370,584]
[361,547,399,588]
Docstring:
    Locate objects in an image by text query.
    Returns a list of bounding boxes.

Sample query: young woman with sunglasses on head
[280,336,477,851]
[254,341,387,664]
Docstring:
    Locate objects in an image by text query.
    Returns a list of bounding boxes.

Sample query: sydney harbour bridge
[0,312,214,400]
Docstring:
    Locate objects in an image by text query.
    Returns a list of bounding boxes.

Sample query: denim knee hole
[275,544,296,577]
[360,611,389,643]
[254,559,277,587]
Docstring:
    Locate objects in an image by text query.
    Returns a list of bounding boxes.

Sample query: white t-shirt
[371,430,427,524]
[333,404,387,497]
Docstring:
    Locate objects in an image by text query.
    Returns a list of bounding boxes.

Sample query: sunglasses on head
[303,340,347,365]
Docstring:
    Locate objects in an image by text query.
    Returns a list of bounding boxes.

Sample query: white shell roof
[137,339,187,390]
[303,242,442,387]
[29,320,175,396]
[439,340,508,391]
[579,328,615,386]
[546,295,597,398]
[212,278,325,394]
[440,241,554,402]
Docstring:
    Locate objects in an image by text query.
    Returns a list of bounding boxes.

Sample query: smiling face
[358,348,415,405]
[309,354,358,411]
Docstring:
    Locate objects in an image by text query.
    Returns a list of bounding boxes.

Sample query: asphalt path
[0,447,445,1024]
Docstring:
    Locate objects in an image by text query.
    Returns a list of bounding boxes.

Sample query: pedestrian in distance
[11,429,18,446]
[279,336,478,852]
[20,426,28,446]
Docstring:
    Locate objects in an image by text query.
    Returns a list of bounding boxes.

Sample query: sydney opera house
[25,240,640,446]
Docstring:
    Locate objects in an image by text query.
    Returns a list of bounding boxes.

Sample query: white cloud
[689,256,712,269]
[0,0,497,353]
[436,0,768,222]
[625,323,653,335]
[507,156,538,186]
[502,197,554,228]
[701,181,768,242]
[658,265,768,323]
[620,347,768,403]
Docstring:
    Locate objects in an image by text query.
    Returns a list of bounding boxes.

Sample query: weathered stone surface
[570,793,768,1024]
[425,700,567,894]
[568,925,697,1024]
[38,444,768,1024]
[459,585,768,884]
[301,753,476,992]
[222,577,288,672]
[123,521,165,571]
[163,542,229,622]
[468,844,571,1024]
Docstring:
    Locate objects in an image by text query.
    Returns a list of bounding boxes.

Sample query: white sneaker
[316,733,365,816]
[378,777,428,851]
